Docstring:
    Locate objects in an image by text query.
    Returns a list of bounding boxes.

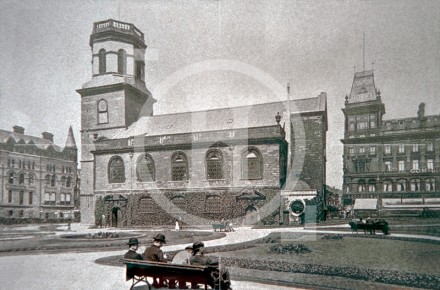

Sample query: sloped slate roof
[349,70,376,101]
[115,95,326,138]
[0,129,63,151]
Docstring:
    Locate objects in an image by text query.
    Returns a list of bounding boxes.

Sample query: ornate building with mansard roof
[0,126,78,220]
[342,70,440,217]
[78,19,328,227]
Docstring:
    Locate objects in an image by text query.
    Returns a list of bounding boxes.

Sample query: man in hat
[189,241,209,265]
[124,238,143,260]
[171,245,193,289]
[143,233,169,288]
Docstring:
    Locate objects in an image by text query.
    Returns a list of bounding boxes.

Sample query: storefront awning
[353,198,377,210]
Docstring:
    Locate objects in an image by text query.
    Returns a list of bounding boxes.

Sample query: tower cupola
[90,19,146,82]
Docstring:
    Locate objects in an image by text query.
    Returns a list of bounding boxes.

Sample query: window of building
[135,60,144,79]
[426,178,436,191]
[28,192,33,205]
[137,154,155,182]
[97,99,109,124]
[66,194,71,204]
[384,161,392,172]
[117,49,127,74]
[397,179,407,191]
[171,152,188,181]
[99,48,106,74]
[8,210,13,217]
[398,160,405,172]
[359,147,365,154]
[412,160,419,170]
[242,148,262,179]
[171,195,186,210]
[50,193,56,205]
[139,197,156,213]
[354,159,367,172]
[19,160,22,168]
[427,143,434,152]
[61,176,66,187]
[66,176,72,188]
[368,180,376,192]
[50,175,56,187]
[60,193,66,205]
[384,145,391,155]
[11,159,15,168]
[383,180,392,192]
[7,158,11,168]
[369,146,376,155]
[19,173,24,185]
[348,116,355,131]
[32,162,35,170]
[427,159,434,171]
[28,173,34,185]
[44,192,50,205]
[357,121,368,130]
[19,191,24,205]
[205,195,222,213]
[109,156,125,183]
[349,147,354,155]
[398,144,405,153]
[413,144,419,152]
[358,180,366,192]
[45,174,50,186]
[206,150,224,180]
[8,172,14,184]
[369,112,377,128]
[8,190,12,203]
[410,179,420,191]
[19,210,23,218]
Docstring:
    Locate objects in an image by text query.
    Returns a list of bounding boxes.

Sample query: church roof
[0,129,63,151]
[114,94,326,138]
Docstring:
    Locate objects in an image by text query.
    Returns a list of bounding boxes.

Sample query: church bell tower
[77,19,155,224]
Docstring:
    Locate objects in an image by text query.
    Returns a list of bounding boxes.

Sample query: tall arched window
[171,152,188,181]
[99,48,106,74]
[8,172,14,184]
[97,99,109,124]
[19,172,25,185]
[51,175,56,187]
[109,156,125,183]
[66,176,72,188]
[241,148,262,179]
[137,154,155,182]
[206,150,224,180]
[117,49,127,74]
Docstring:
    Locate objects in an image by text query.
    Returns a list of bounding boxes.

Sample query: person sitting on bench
[124,238,143,260]
[143,233,171,288]
[171,245,193,289]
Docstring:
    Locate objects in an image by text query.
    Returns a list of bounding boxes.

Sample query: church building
[78,19,328,227]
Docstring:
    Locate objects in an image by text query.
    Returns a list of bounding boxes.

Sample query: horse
[349,219,390,235]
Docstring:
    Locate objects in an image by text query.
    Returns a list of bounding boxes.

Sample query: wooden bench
[122,259,215,290]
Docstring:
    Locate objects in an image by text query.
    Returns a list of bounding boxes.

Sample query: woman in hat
[123,238,143,260]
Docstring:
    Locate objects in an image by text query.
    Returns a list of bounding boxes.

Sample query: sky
[1,0,440,189]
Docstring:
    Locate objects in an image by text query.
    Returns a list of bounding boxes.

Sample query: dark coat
[143,244,167,262]
[124,250,143,260]
[189,254,209,266]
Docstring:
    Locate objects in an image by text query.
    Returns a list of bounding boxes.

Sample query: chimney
[42,132,54,142]
[13,126,25,134]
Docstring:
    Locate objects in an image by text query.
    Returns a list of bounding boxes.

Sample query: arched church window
[206,150,224,180]
[137,154,155,182]
[135,60,144,80]
[99,49,106,74]
[97,99,109,124]
[109,156,125,183]
[171,152,188,181]
[241,148,262,180]
[117,49,127,74]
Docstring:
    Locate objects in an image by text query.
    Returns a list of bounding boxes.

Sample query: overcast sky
[1,0,439,188]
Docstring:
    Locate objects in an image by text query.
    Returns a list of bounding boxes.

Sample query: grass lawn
[216,234,440,276]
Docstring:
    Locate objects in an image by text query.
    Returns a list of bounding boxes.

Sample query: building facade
[342,70,440,217]
[0,126,78,220]
[78,19,327,226]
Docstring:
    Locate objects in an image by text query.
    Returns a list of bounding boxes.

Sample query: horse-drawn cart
[349,219,390,235]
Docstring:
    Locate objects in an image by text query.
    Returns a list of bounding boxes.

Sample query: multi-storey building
[78,19,328,226]
[342,70,440,217]
[0,126,78,220]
